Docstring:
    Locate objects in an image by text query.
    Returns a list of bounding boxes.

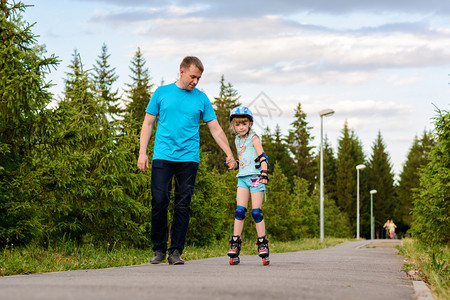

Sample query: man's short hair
[180,56,204,73]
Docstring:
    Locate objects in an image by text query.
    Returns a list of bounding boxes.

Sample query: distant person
[138,56,237,265]
[226,106,270,266]
[388,219,397,239]
[383,220,391,239]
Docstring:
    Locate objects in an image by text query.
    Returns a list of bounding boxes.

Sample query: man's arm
[137,113,157,173]
[207,119,236,170]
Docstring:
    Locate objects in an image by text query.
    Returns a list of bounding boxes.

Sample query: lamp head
[319,108,335,117]
[370,190,377,194]
[356,164,366,170]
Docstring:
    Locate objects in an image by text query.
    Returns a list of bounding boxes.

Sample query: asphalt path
[0,240,415,300]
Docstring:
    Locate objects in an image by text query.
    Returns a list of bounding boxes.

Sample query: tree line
[1,1,448,249]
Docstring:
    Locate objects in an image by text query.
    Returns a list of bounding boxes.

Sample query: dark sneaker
[150,251,166,264]
[168,250,185,265]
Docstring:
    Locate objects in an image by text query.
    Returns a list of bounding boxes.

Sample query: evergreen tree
[367,131,395,239]
[292,177,318,238]
[322,136,338,203]
[287,103,315,189]
[261,126,274,154]
[43,51,106,242]
[124,47,153,127]
[261,125,294,179]
[411,108,450,247]
[336,121,366,235]
[265,163,299,240]
[28,52,152,246]
[314,135,337,203]
[92,43,121,120]
[200,75,241,171]
[188,152,237,245]
[396,130,434,231]
[0,1,59,246]
[213,75,241,133]
[64,50,95,105]
[313,136,350,237]
[322,192,352,238]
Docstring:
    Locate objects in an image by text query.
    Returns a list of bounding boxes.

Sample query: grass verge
[1,238,345,276]
[398,238,449,300]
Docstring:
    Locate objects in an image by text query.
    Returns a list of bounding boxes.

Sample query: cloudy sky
[24,0,450,179]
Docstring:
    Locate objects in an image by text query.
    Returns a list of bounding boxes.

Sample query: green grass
[398,238,449,300]
[1,238,345,276]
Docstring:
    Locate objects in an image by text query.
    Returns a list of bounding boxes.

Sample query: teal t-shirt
[235,132,261,177]
[146,83,216,163]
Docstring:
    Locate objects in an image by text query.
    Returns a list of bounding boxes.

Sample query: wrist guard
[259,170,269,182]
[255,152,269,169]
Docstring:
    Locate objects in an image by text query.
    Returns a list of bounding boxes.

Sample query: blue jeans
[150,159,199,255]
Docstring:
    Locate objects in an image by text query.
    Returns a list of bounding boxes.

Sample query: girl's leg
[251,191,269,265]
[250,191,265,237]
[233,187,250,236]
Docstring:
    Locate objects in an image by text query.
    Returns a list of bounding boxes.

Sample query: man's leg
[151,159,174,254]
[168,161,199,255]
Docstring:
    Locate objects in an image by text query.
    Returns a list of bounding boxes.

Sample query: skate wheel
[262,258,270,266]
[229,257,239,265]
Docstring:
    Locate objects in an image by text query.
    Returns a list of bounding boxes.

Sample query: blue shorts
[237,175,266,193]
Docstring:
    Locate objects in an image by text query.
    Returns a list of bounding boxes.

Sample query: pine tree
[395,131,435,226]
[124,47,153,127]
[367,131,395,239]
[287,103,315,189]
[39,50,109,242]
[292,177,318,238]
[64,50,95,104]
[319,136,338,204]
[0,0,59,246]
[265,163,300,240]
[411,108,450,247]
[336,121,366,235]
[261,125,294,179]
[92,43,121,120]
[214,75,241,133]
[396,130,434,231]
[29,52,151,246]
[200,75,241,171]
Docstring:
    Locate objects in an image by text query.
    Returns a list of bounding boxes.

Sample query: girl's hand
[259,171,269,184]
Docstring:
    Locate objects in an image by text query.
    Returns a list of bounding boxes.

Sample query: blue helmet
[229,106,253,122]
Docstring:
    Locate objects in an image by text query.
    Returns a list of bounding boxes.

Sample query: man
[137,56,236,265]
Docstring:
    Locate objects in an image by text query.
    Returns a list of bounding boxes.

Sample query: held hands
[137,153,149,173]
[225,155,237,170]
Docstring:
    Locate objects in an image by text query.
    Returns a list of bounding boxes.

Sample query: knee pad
[235,206,247,220]
[252,208,264,223]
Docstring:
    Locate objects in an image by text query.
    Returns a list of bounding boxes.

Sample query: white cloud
[29,0,450,177]
[138,20,450,87]
[386,74,421,86]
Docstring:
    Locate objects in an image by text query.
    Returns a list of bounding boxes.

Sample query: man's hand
[225,155,237,170]
[137,153,149,173]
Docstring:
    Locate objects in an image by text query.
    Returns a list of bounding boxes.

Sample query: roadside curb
[413,281,434,300]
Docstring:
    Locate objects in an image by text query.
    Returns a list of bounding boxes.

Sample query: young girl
[227,106,270,265]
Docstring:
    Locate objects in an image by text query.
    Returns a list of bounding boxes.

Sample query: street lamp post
[319,108,335,243]
[356,164,366,239]
[370,190,377,240]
